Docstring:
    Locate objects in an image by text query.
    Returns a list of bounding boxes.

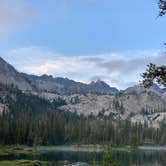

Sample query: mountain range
[0,56,166,127]
[0,56,119,94]
[0,56,163,95]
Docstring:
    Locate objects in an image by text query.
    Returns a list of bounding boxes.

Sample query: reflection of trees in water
[0,150,166,166]
[114,150,166,166]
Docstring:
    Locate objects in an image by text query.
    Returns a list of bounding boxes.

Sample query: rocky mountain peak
[0,57,33,91]
[88,80,119,94]
[124,83,163,96]
[0,57,119,95]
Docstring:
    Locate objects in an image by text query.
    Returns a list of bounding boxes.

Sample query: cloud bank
[0,0,32,32]
[3,47,165,89]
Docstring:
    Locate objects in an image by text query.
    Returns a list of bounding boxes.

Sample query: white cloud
[2,47,165,89]
[0,0,33,32]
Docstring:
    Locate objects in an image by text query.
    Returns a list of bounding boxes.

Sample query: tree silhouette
[159,0,166,16]
[142,1,166,87]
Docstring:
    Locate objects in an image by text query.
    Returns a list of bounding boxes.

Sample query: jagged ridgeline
[0,56,118,94]
[0,56,166,146]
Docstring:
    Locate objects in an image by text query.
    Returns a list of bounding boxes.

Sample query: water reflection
[0,149,166,166]
[114,150,166,166]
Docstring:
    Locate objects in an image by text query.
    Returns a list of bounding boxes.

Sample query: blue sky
[0,0,166,89]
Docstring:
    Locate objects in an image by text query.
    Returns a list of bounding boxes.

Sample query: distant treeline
[0,83,166,146]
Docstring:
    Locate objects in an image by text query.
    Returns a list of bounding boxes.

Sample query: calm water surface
[0,146,166,166]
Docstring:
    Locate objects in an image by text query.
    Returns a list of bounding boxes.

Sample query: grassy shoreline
[0,160,49,166]
[0,145,165,166]
[1,144,164,155]
[0,145,43,156]
[0,144,143,156]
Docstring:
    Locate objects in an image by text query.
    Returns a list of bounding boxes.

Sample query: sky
[0,0,166,89]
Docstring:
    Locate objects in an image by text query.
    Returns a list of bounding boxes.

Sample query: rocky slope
[0,57,33,91]
[0,56,166,127]
[21,73,119,94]
[123,84,164,96]
[39,90,166,127]
[0,57,118,94]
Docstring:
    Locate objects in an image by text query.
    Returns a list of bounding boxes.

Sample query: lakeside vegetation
[0,160,49,166]
[0,145,121,166]
[0,145,133,157]
[1,145,166,166]
[0,145,43,156]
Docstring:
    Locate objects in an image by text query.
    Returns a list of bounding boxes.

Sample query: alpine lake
[0,145,166,166]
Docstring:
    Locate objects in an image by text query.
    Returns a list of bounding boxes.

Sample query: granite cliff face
[39,90,166,127]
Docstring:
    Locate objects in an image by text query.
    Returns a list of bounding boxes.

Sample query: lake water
[1,146,166,166]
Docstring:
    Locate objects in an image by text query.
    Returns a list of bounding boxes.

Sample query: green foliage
[102,146,120,166]
[103,147,112,166]
[33,136,42,148]
[142,0,166,87]
[142,63,166,88]
[158,0,166,16]
[0,160,48,166]
[0,83,166,146]
[52,97,67,108]
[70,96,80,104]
[130,129,138,150]
[92,159,97,166]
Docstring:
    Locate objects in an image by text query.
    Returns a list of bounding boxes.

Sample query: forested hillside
[0,83,166,146]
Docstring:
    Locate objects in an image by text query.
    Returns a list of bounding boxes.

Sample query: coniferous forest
[0,83,166,146]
